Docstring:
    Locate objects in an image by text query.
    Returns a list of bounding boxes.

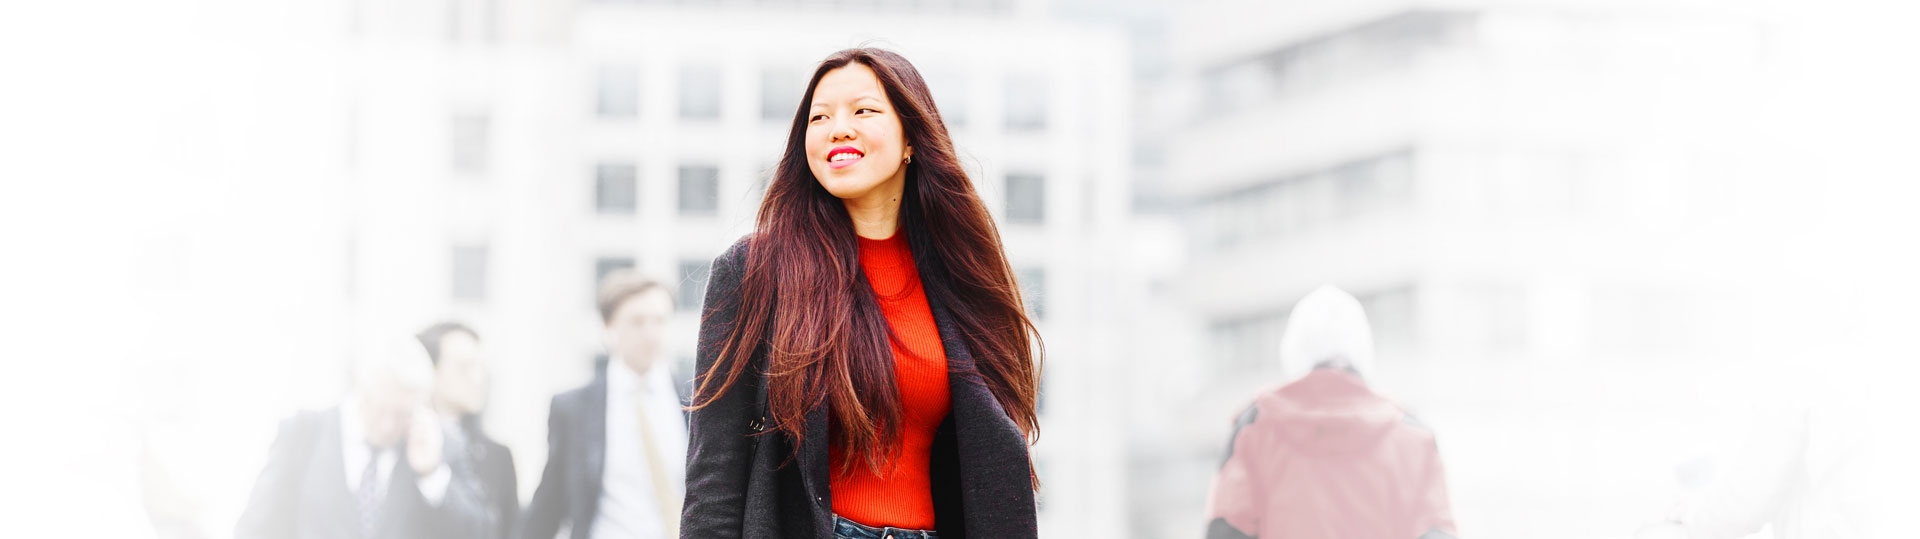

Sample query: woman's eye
[810,114,828,121]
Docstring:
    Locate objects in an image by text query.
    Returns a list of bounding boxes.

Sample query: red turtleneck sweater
[828,231,952,529]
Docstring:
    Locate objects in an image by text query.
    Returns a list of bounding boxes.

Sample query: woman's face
[804,63,913,203]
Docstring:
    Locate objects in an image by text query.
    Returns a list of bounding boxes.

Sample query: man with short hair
[417,321,519,539]
[520,270,689,539]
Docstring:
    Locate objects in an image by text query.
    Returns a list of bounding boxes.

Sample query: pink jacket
[1204,369,1457,539]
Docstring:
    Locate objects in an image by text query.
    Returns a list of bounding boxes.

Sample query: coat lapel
[584,368,609,522]
[788,292,1037,538]
[375,452,421,538]
[927,297,1039,538]
[800,396,833,537]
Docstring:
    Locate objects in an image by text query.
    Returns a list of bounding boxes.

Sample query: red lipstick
[827,146,865,169]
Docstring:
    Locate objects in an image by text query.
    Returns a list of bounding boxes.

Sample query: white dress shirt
[590,358,689,539]
[340,397,451,506]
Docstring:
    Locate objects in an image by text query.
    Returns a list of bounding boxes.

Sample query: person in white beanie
[1277,285,1378,383]
[1204,285,1457,539]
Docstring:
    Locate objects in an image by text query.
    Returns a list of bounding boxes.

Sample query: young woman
[680,48,1043,539]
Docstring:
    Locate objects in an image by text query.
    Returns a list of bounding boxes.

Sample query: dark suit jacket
[679,237,1040,539]
[518,361,690,539]
[236,408,487,539]
[450,423,519,539]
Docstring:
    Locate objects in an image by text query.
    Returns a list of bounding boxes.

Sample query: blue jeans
[832,514,939,539]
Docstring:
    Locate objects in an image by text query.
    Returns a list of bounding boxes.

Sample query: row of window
[588,0,1019,13]
[445,69,1048,178]
[591,162,1048,224]
[593,163,721,216]
[592,256,710,312]
[1207,285,1414,373]
[1202,9,1479,116]
[595,64,1049,131]
[452,245,1045,320]
[1205,280,1707,371]
[1191,150,1414,253]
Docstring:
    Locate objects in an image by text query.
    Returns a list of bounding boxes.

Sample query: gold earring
[905,155,912,164]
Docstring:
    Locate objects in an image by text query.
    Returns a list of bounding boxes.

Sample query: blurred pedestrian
[1203,285,1457,539]
[418,321,519,539]
[518,271,688,539]
[236,336,488,539]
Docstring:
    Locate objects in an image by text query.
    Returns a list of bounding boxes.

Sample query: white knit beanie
[1278,285,1376,382]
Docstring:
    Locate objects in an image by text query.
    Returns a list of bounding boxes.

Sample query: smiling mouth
[827,147,865,169]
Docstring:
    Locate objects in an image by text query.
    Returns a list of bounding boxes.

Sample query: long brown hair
[689,48,1042,475]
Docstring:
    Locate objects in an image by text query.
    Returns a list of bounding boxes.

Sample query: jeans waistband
[831,514,939,539]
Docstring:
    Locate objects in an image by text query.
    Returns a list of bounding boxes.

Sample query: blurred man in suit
[237,336,487,539]
[418,321,520,539]
[519,270,688,539]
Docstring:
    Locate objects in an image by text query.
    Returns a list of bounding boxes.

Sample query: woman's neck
[842,180,904,239]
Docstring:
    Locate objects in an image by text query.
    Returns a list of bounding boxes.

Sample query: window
[1005,173,1046,224]
[760,67,802,122]
[1209,310,1287,374]
[679,65,722,120]
[1334,151,1414,218]
[1206,61,1275,113]
[1355,285,1417,354]
[1194,149,1415,253]
[1457,283,1527,354]
[678,165,720,216]
[451,244,490,301]
[1200,9,1480,115]
[1004,75,1048,131]
[594,256,634,300]
[924,69,968,127]
[1017,266,1047,319]
[595,162,637,214]
[679,259,711,311]
[446,0,496,43]
[597,65,639,118]
[450,113,490,175]
[750,161,776,207]
[1592,285,1691,354]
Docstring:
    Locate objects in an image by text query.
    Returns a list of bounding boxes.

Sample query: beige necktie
[635,385,681,538]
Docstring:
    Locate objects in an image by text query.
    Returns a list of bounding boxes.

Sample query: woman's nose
[828,118,855,142]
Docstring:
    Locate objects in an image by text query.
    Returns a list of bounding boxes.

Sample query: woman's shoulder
[703,234,757,293]
[713,234,753,273]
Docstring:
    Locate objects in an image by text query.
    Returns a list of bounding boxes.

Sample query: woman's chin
[818,179,881,201]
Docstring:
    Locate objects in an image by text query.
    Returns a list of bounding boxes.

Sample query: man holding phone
[237,336,488,539]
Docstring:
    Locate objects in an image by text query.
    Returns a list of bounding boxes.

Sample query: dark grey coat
[679,237,1038,539]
